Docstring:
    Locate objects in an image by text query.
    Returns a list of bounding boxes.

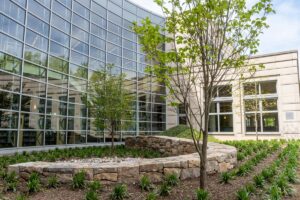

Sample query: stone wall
[9,136,237,184]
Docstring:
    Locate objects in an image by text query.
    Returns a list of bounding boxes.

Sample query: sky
[130,0,300,55]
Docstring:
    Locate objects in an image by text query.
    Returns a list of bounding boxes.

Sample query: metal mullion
[16,0,29,148]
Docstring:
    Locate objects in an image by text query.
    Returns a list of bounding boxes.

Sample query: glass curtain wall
[0,0,166,148]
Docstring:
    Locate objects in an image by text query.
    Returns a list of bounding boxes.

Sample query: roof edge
[249,49,298,59]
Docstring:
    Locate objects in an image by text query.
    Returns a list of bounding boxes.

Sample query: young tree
[86,66,134,149]
[133,0,274,188]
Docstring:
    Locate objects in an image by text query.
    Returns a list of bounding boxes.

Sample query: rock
[56,173,73,183]
[164,168,181,177]
[180,168,200,180]
[94,173,118,182]
[140,163,163,172]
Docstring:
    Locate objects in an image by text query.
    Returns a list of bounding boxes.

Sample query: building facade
[0,0,167,148]
[168,50,300,140]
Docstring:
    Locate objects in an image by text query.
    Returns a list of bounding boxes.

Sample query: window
[244,81,278,132]
[208,85,233,132]
[91,24,106,39]
[52,0,71,20]
[0,33,23,58]
[28,0,50,22]
[90,35,105,50]
[48,56,69,74]
[91,1,106,18]
[27,14,49,37]
[71,38,89,55]
[178,103,187,125]
[72,25,89,43]
[73,1,89,19]
[51,28,70,47]
[0,15,24,41]
[91,13,106,27]
[50,41,69,60]
[0,0,25,23]
[0,52,22,74]
[25,29,48,52]
[51,14,70,34]
[72,14,89,30]
[24,45,48,67]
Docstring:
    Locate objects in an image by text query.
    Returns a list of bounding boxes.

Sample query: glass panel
[108,11,122,25]
[210,102,217,113]
[25,29,48,52]
[107,32,121,45]
[123,29,136,42]
[107,53,121,67]
[91,1,106,18]
[71,38,89,55]
[218,85,232,97]
[69,77,87,92]
[51,28,70,47]
[91,13,106,27]
[50,41,69,60]
[220,102,232,112]
[48,56,69,74]
[71,51,88,66]
[48,70,68,87]
[244,99,259,112]
[57,0,71,8]
[139,112,151,121]
[19,130,44,147]
[123,39,136,51]
[28,0,50,22]
[262,113,278,132]
[27,14,49,36]
[45,115,67,131]
[24,45,48,67]
[153,104,165,113]
[152,94,165,104]
[244,83,258,95]
[179,116,187,125]
[0,71,20,92]
[46,86,68,102]
[45,131,66,145]
[0,33,23,58]
[262,99,277,111]
[88,59,105,71]
[0,0,25,23]
[0,131,17,148]
[107,43,121,55]
[87,131,104,143]
[52,0,71,20]
[123,59,136,70]
[0,91,19,111]
[68,90,86,105]
[67,118,87,130]
[108,22,121,35]
[72,14,89,30]
[124,1,136,13]
[0,110,18,129]
[76,0,90,7]
[123,49,136,60]
[0,52,21,74]
[21,95,45,113]
[91,24,106,39]
[90,47,105,61]
[261,81,277,94]
[22,78,46,97]
[73,1,89,19]
[51,14,70,34]
[90,35,105,50]
[67,131,86,144]
[0,15,24,40]
[208,115,218,132]
[72,25,89,43]
[245,114,261,132]
[220,114,233,132]
[23,62,46,81]
[152,85,165,94]
[20,112,44,129]
[70,64,88,79]
[152,123,165,131]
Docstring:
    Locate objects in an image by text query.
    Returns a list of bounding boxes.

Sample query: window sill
[208,132,235,135]
[245,132,281,135]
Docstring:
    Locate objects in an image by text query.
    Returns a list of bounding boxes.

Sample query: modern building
[168,50,300,140]
[0,0,167,148]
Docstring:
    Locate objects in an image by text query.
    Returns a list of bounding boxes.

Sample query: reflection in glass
[24,45,48,67]
[22,78,46,97]
[0,52,21,74]
[20,95,45,113]
[220,102,232,113]
[1,0,25,23]
[0,110,18,129]
[19,130,44,147]
[208,115,218,132]
[0,33,23,58]
[25,29,48,52]
[261,81,277,94]
[67,131,86,144]
[0,15,24,40]
[0,91,19,111]
[220,115,233,132]
[23,62,46,81]
[48,56,69,74]
[262,113,278,132]
[20,112,44,129]
[262,99,277,111]
[27,14,49,36]
[245,114,261,132]
[45,130,66,145]
[0,131,17,148]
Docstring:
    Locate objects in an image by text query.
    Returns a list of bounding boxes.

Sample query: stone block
[139,163,163,172]
[94,173,118,182]
[180,168,200,180]
[164,168,181,177]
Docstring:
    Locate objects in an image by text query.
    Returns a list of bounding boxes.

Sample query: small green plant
[165,173,179,187]
[140,175,152,191]
[268,184,282,200]
[236,188,250,200]
[237,153,245,161]
[276,176,293,196]
[85,190,99,200]
[245,183,255,194]
[110,184,128,200]
[159,182,171,196]
[47,175,59,188]
[4,171,18,192]
[254,174,265,188]
[145,191,158,200]
[196,188,209,200]
[72,171,86,189]
[16,194,27,200]
[88,181,102,192]
[220,172,232,184]
[27,172,41,193]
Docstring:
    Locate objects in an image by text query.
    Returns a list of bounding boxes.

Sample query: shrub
[47,176,59,188]
[27,173,41,193]
[245,183,255,194]
[159,182,171,196]
[140,175,152,191]
[110,184,128,200]
[4,171,18,192]
[276,176,293,196]
[220,172,232,184]
[85,190,99,200]
[254,174,265,188]
[16,194,27,200]
[145,192,158,200]
[196,188,209,200]
[72,171,86,189]
[236,188,250,200]
[268,184,282,200]
[88,181,102,192]
[165,173,179,187]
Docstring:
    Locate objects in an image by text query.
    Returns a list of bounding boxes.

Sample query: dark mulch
[1,150,281,200]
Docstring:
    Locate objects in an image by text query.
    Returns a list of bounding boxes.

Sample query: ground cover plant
[0,139,300,200]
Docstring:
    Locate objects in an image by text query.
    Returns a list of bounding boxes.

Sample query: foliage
[16,194,27,200]
[3,171,18,192]
[88,181,102,192]
[165,173,179,187]
[47,176,59,188]
[268,185,282,200]
[196,188,209,200]
[220,172,232,184]
[27,172,41,193]
[86,66,134,148]
[140,175,152,191]
[110,184,128,200]
[85,190,99,200]
[72,171,86,189]
[158,182,171,196]
[145,192,158,200]
[253,174,265,188]
[236,188,250,200]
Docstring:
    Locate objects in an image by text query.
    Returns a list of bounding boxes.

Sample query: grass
[160,125,219,142]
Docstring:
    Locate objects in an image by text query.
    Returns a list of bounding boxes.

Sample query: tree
[86,66,134,149]
[133,0,274,188]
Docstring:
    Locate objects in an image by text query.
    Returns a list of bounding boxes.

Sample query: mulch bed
[1,150,281,200]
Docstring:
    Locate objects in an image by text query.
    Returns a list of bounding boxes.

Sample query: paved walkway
[0,142,124,156]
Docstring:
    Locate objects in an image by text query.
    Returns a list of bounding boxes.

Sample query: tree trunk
[111,123,115,150]
[200,129,208,189]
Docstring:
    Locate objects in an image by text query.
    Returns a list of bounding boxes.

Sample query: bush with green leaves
[145,192,158,200]
[236,188,250,200]
[16,194,27,200]
[220,172,232,184]
[88,181,102,192]
[110,184,128,200]
[72,171,86,189]
[196,188,209,200]
[3,171,18,192]
[253,174,265,188]
[165,173,179,187]
[158,182,171,196]
[85,190,99,200]
[268,184,282,200]
[140,175,152,191]
[47,175,59,188]
[27,172,41,193]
